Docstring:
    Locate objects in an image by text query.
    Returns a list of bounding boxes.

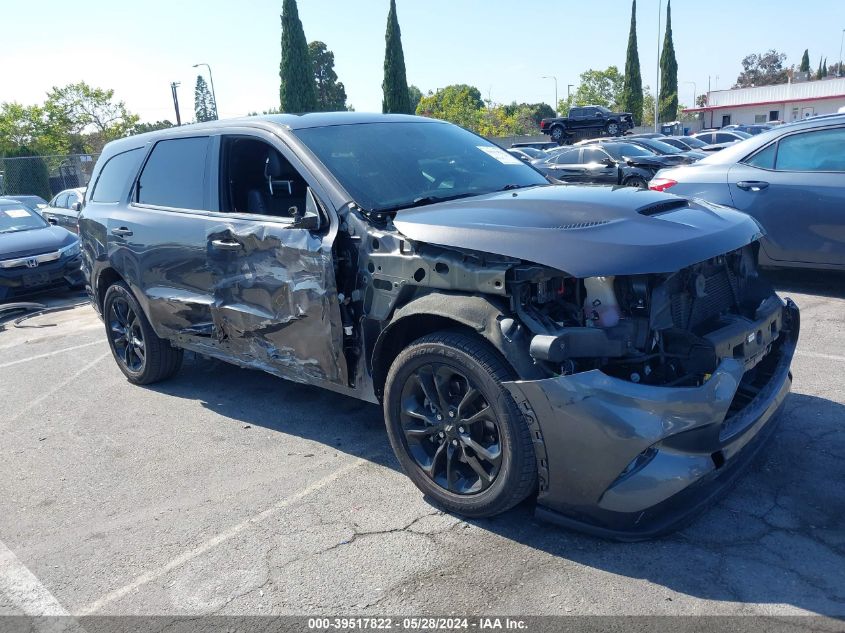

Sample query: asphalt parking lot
[0,271,843,619]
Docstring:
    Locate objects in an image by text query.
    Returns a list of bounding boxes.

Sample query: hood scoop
[555,220,610,230]
[637,199,690,217]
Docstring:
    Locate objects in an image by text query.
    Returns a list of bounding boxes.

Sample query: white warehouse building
[685,76,845,129]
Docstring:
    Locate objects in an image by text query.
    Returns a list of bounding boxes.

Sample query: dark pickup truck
[540,106,635,144]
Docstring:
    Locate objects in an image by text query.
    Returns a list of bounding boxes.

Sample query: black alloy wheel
[102,281,183,384]
[384,331,536,518]
[399,362,503,495]
[108,295,145,373]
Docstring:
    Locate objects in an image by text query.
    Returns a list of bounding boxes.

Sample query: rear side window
[553,149,579,163]
[715,133,736,143]
[775,127,845,172]
[92,148,144,203]
[138,137,209,209]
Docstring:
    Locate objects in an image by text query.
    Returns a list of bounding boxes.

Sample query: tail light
[649,178,678,192]
[540,120,546,129]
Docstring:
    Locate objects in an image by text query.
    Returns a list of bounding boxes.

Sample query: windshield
[516,147,543,158]
[295,121,548,212]
[680,136,707,148]
[601,143,656,160]
[636,138,686,155]
[0,204,48,233]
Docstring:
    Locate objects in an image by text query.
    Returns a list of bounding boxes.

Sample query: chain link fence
[0,153,100,201]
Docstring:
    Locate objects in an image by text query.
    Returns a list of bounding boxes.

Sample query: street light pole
[684,81,696,108]
[839,29,844,77]
[193,63,218,119]
[655,0,662,132]
[542,75,558,114]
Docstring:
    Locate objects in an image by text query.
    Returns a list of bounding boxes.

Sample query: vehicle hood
[0,225,77,259]
[392,185,763,277]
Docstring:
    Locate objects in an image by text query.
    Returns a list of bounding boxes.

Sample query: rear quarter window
[91,148,144,203]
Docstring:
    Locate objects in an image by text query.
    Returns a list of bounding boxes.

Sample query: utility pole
[655,0,662,132]
[839,28,844,77]
[542,76,558,114]
[170,81,182,126]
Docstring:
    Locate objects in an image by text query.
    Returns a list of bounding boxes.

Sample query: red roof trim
[684,92,845,113]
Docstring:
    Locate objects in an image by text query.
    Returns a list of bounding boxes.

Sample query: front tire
[383,331,537,518]
[550,125,566,144]
[103,282,183,385]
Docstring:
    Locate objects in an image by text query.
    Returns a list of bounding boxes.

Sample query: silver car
[650,114,845,271]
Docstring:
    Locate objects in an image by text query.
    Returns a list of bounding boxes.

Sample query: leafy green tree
[309,41,348,111]
[641,87,656,127]
[416,85,482,130]
[0,103,48,154]
[735,50,788,87]
[2,146,51,199]
[568,67,624,111]
[382,0,412,114]
[800,49,810,73]
[408,85,423,114]
[695,93,708,107]
[45,82,138,153]
[658,0,678,122]
[279,0,317,113]
[131,120,174,135]
[621,0,644,124]
[194,75,216,122]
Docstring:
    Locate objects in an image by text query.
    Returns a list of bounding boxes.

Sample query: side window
[570,108,582,118]
[53,193,69,208]
[219,136,309,218]
[554,149,579,164]
[744,143,777,170]
[775,127,845,172]
[715,133,737,144]
[581,148,606,163]
[138,137,209,210]
[91,148,144,203]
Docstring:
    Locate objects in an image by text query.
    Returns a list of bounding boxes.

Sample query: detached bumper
[504,299,799,540]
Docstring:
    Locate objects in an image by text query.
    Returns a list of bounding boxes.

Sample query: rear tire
[624,175,648,189]
[383,331,537,518]
[605,121,620,136]
[550,125,566,144]
[103,282,183,385]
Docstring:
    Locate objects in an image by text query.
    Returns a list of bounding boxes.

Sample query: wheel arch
[370,292,543,400]
[95,266,125,313]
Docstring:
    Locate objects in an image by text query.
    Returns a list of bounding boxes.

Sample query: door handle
[736,180,769,192]
[210,239,242,251]
[111,227,133,237]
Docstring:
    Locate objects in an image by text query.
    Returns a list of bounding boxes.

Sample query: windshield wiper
[498,183,534,191]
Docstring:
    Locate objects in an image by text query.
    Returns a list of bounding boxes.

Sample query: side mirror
[72,202,82,212]
[602,158,616,167]
[291,188,323,231]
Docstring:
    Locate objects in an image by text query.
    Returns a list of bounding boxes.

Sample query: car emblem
[26,258,39,268]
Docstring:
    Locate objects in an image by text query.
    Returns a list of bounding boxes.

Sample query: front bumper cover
[504,299,799,541]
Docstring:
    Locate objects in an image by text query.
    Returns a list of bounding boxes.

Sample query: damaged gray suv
[80,113,799,539]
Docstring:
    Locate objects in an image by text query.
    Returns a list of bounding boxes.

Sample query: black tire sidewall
[103,282,154,382]
[625,176,647,189]
[383,335,534,517]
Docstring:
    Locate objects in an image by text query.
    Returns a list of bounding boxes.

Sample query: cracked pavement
[0,270,843,617]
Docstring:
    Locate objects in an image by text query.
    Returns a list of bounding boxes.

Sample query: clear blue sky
[3,0,843,122]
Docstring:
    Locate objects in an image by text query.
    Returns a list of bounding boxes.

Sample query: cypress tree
[194,75,216,122]
[658,0,678,123]
[621,0,643,125]
[816,57,823,80]
[382,0,412,114]
[279,0,317,113]
[822,57,828,77]
[799,49,810,73]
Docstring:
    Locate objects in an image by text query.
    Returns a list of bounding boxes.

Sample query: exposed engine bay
[516,243,784,387]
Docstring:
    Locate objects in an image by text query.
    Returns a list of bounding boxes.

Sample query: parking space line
[78,456,367,615]
[0,340,104,370]
[0,538,72,616]
[795,350,845,364]
[10,352,111,423]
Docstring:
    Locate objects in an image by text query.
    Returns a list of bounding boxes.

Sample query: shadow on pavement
[147,355,845,616]
[768,268,845,300]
